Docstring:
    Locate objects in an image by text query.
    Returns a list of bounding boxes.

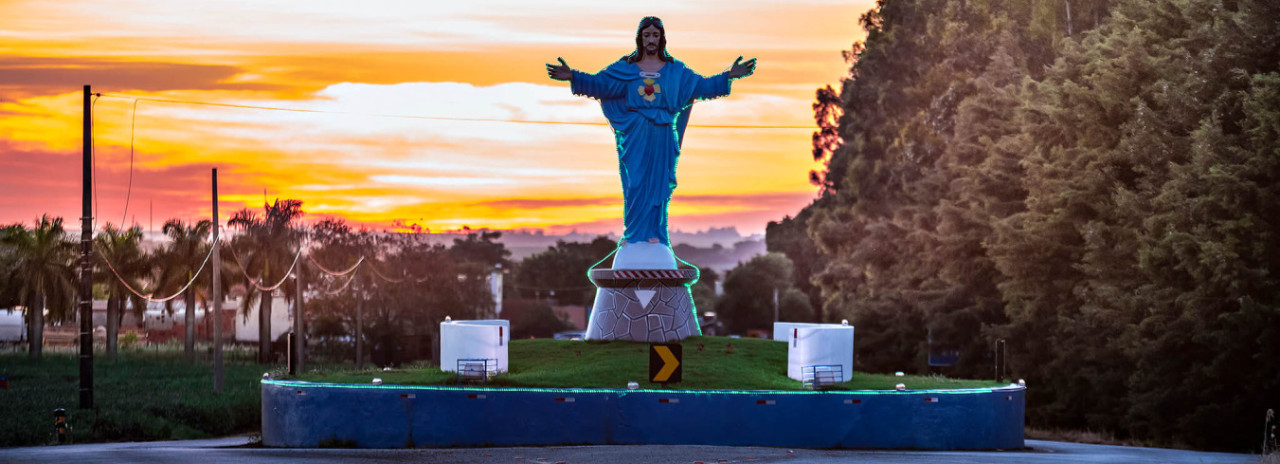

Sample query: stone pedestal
[585,268,700,342]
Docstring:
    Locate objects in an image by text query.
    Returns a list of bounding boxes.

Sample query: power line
[95,235,218,303]
[307,254,364,276]
[120,98,139,227]
[96,235,509,300]
[96,93,814,129]
[90,95,100,231]
[318,272,358,296]
[366,261,407,283]
[226,244,304,292]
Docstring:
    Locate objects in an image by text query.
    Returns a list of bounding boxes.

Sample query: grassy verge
[0,349,268,447]
[294,336,1003,391]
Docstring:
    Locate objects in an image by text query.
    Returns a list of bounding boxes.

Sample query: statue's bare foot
[648,237,660,244]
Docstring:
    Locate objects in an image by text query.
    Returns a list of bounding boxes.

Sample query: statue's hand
[546,57,573,81]
[728,56,757,79]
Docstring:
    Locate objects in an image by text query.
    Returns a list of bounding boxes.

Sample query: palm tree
[0,232,20,309]
[156,219,212,360]
[229,199,304,363]
[1,216,77,359]
[94,224,150,358]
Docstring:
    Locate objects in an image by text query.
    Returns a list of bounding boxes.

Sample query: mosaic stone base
[585,270,699,342]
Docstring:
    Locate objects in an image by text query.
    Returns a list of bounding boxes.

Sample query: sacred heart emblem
[637,78,660,102]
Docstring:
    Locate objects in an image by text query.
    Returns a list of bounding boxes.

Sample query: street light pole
[773,288,779,323]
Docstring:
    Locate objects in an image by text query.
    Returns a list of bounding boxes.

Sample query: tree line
[0,200,508,365]
[766,0,1277,451]
[2,199,736,366]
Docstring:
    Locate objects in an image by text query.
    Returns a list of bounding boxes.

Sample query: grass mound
[295,336,1002,391]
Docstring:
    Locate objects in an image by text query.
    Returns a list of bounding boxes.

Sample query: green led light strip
[263,379,1023,396]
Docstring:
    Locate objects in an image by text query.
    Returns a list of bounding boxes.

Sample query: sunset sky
[0,0,868,236]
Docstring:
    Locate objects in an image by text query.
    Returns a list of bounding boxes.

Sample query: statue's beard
[645,44,659,56]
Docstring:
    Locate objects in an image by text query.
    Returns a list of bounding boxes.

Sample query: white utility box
[774,322,855,383]
[440,319,510,373]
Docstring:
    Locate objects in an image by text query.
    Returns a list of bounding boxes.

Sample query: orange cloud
[0,57,282,99]
[0,0,871,235]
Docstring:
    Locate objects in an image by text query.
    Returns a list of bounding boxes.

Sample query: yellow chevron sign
[649,343,683,383]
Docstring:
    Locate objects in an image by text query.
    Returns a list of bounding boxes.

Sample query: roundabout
[261,379,1024,449]
[261,337,1025,450]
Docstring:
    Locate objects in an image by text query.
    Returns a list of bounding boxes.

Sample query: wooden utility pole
[79,85,94,409]
[294,260,304,374]
[356,286,364,370]
[212,169,224,392]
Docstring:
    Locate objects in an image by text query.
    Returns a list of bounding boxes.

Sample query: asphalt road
[0,437,1260,464]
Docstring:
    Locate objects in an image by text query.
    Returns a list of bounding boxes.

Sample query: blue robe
[571,58,732,245]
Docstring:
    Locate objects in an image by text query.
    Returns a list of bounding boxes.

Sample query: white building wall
[0,309,23,341]
[235,295,291,343]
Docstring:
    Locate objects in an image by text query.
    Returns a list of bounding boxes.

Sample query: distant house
[31,295,287,347]
[234,296,292,343]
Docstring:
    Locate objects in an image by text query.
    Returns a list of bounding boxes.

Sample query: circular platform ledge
[262,379,1025,450]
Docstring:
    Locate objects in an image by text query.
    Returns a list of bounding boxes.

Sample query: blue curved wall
[262,380,1024,449]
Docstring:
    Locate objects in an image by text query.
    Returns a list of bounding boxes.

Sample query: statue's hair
[627,16,674,64]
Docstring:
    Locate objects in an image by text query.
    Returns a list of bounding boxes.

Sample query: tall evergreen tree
[1119,0,1280,445]
[987,0,1279,443]
[801,0,1108,375]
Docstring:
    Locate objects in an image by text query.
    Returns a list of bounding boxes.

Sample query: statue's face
[641,25,662,56]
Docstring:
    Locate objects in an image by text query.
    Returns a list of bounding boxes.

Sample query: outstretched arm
[546,57,573,81]
[550,58,626,99]
[728,56,757,79]
[687,57,757,103]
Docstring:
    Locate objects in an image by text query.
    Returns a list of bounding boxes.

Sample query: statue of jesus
[547,16,756,268]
